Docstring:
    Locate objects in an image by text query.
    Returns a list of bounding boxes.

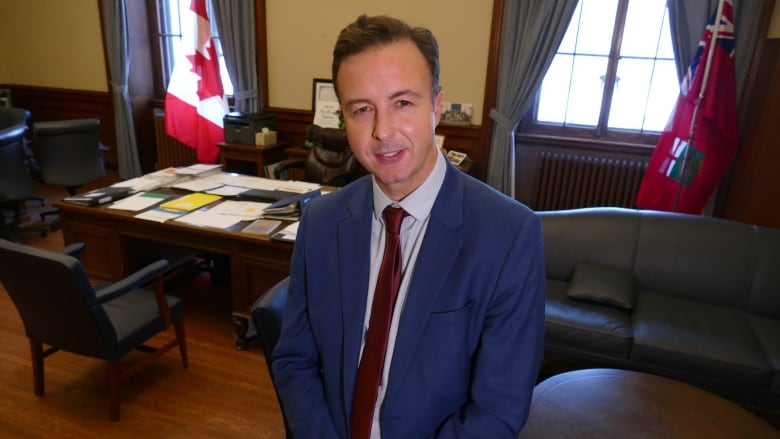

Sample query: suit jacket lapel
[338,179,374,408]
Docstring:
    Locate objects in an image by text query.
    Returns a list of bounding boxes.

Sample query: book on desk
[62,186,133,206]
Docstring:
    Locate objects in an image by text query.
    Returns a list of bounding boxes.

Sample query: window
[527,0,678,144]
[155,0,234,96]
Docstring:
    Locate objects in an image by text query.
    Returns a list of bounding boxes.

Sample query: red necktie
[351,206,407,439]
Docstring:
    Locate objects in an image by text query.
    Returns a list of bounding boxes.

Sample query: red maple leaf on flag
[164,0,227,164]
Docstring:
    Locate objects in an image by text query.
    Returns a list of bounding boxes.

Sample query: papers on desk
[134,208,185,223]
[271,221,299,242]
[206,185,248,197]
[174,163,223,178]
[108,192,171,211]
[207,200,270,220]
[277,181,322,193]
[111,167,184,193]
[170,178,224,192]
[174,210,244,229]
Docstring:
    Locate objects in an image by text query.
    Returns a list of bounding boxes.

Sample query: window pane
[537,55,573,124]
[609,58,654,130]
[575,0,618,56]
[160,0,233,95]
[566,55,608,126]
[643,59,678,132]
[621,0,667,58]
[557,2,581,53]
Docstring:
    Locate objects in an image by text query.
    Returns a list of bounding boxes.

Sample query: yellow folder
[159,193,222,212]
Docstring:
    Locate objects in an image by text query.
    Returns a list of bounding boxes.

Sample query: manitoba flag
[164,0,228,164]
[635,0,738,214]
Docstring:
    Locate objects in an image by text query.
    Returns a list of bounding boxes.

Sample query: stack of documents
[111,167,184,193]
[174,163,223,178]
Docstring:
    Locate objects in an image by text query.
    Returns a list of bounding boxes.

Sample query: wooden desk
[520,368,777,438]
[54,195,294,349]
[218,141,288,177]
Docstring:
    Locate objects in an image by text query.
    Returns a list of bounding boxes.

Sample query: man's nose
[372,108,394,141]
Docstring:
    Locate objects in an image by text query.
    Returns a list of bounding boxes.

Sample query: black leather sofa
[538,207,780,407]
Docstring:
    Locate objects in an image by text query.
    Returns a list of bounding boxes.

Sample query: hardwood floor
[0,183,286,438]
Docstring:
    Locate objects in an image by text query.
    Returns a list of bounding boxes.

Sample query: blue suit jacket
[272,162,546,438]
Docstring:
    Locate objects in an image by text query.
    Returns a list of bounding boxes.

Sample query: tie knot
[383,205,407,234]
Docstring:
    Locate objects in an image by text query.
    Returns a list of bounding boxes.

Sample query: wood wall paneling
[723,38,780,228]
[7,85,118,173]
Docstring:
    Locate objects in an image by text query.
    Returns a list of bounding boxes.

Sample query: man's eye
[353,106,371,115]
[397,100,412,107]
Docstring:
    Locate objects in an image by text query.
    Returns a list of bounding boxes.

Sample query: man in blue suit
[272,14,546,438]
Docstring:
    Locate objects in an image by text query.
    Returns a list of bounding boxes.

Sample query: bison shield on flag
[164,0,228,164]
[635,0,738,214]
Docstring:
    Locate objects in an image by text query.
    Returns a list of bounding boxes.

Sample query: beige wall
[0,1,492,120]
[266,0,492,121]
[3,1,777,118]
[0,0,107,92]
[770,0,780,38]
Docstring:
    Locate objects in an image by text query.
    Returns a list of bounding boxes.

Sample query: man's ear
[433,89,444,126]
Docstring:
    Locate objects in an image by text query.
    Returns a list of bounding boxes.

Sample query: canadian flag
[164,0,228,164]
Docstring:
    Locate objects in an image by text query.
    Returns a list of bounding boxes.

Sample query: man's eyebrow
[343,89,423,108]
[390,89,422,100]
[343,97,372,108]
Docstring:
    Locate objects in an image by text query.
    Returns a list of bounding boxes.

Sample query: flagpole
[673,0,726,213]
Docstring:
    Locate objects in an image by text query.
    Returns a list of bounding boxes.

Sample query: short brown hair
[332,15,440,101]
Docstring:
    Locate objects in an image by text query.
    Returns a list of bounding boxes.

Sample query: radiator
[153,109,198,169]
[532,151,648,211]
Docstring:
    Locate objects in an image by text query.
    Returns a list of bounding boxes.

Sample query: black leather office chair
[0,239,188,421]
[274,125,357,187]
[251,276,293,438]
[0,123,47,240]
[32,118,106,225]
[0,107,31,132]
[0,107,42,206]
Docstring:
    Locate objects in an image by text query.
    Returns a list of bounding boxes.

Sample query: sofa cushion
[566,262,636,310]
[546,279,633,358]
[631,290,771,386]
[748,315,780,390]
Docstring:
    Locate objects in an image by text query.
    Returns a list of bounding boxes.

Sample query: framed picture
[446,150,468,166]
[441,101,473,125]
[312,78,341,129]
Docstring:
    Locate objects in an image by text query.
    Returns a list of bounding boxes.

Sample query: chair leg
[175,320,189,369]
[29,338,45,396]
[107,360,122,422]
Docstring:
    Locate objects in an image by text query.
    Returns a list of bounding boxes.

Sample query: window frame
[517,0,671,150]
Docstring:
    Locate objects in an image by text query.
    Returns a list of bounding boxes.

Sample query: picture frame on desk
[312,78,341,129]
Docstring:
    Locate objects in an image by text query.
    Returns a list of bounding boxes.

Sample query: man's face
[336,39,443,201]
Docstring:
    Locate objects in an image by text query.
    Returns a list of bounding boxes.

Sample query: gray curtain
[100,0,142,179]
[213,0,260,113]
[486,0,579,196]
[667,0,766,106]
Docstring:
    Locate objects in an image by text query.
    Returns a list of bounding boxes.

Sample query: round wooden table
[520,368,778,438]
